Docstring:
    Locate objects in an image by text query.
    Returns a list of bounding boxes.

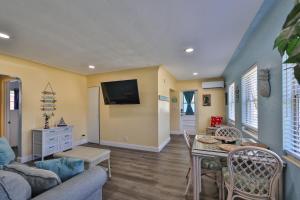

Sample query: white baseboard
[73,138,88,147]
[17,155,33,163]
[100,140,159,152]
[100,137,171,153]
[18,139,88,163]
[158,136,170,152]
[171,130,182,135]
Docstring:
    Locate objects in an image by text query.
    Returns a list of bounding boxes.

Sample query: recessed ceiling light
[193,72,198,76]
[0,32,10,39]
[89,65,95,69]
[185,48,194,53]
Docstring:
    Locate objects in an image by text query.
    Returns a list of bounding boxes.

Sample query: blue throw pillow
[35,157,84,182]
[0,138,15,166]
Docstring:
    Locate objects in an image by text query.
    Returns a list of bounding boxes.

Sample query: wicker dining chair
[223,146,283,200]
[215,126,243,142]
[183,131,222,199]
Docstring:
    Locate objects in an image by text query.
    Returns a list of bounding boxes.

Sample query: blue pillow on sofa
[35,157,84,182]
[0,137,15,166]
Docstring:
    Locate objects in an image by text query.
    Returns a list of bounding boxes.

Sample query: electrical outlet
[81,134,86,137]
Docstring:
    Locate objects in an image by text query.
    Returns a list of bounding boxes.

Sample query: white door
[87,87,100,144]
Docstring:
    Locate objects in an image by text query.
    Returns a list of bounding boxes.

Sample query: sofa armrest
[32,166,107,200]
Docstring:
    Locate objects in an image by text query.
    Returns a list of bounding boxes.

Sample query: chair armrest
[32,166,107,200]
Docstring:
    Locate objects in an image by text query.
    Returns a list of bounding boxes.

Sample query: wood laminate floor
[85,135,219,200]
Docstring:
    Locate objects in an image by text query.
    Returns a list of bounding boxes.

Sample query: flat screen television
[101,79,140,105]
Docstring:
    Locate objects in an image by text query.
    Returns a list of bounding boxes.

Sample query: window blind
[228,82,235,122]
[283,54,300,159]
[241,65,258,131]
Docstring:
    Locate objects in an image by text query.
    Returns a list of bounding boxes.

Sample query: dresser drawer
[45,144,59,155]
[61,126,72,133]
[60,133,72,142]
[45,135,59,145]
[61,140,72,150]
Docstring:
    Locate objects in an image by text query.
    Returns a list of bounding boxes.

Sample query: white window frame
[282,54,300,160]
[228,82,235,123]
[241,65,258,136]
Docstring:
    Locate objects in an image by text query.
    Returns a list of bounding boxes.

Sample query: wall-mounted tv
[101,79,140,105]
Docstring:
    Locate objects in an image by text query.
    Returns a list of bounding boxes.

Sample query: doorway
[180,90,197,135]
[87,87,100,144]
[1,76,22,157]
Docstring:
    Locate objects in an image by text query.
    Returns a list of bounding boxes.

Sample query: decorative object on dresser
[41,82,56,129]
[258,69,270,97]
[32,126,73,161]
[57,117,67,127]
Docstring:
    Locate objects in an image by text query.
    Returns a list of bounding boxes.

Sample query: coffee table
[54,146,111,178]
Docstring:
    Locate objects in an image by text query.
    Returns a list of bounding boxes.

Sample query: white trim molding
[158,136,171,152]
[100,140,158,152]
[101,137,170,153]
[171,130,182,135]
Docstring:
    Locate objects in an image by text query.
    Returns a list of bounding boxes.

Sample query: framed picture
[202,94,211,106]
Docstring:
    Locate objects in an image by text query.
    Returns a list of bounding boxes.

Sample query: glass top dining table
[191,135,257,200]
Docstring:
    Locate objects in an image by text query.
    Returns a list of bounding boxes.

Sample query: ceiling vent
[202,81,224,89]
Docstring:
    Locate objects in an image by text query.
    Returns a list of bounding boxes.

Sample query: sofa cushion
[0,170,31,200]
[4,163,61,197]
[0,137,15,166]
[35,158,84,182]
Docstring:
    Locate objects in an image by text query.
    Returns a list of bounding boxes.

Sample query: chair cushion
[35,157,84,182]
[201,157,222,170]
[0,138,15,166]
[4,163,61,197]
[0,170,31,200]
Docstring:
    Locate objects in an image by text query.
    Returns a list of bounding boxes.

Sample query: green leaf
[285,44,300,63]
[287,37,300,55]
[274,21,300,55]
[294,64,300,85]
[283,3,300,28]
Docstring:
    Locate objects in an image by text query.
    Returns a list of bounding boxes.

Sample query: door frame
[3,78,22,158]
[87,86,100,144]
[180,90,198,135]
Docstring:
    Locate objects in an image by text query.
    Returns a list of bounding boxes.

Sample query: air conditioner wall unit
[202,81,224,89]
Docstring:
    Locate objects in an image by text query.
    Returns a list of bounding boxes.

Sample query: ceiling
[0,0,263,80]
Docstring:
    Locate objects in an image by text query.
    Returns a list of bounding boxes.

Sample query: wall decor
[225,92,228,106]
[235,85,239,102]
[41,82,56,129]
[57,117,67,127]
[258,69,270,97]
[171,97,177,103]
[202,94,211,106]
[158,95,169,102]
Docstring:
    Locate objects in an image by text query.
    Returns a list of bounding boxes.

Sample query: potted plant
[274,1,300,83]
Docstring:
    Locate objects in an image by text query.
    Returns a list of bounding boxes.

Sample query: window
[228,82,235,122]
[241,65,258,132]
[9,90,15,110]
[9,89,19,111]
[183,92,195,113]
[283,54,300,159]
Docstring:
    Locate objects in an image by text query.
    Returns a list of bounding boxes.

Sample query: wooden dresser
[32,126,73,160]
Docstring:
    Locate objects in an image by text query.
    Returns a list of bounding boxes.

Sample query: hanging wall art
[41,82,56,129]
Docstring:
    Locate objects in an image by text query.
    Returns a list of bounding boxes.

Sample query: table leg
[193,156,202,200]
[108,158,111,178]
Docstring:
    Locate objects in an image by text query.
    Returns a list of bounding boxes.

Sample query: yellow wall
[0,52,225,154]
[157,66,176,146]
[0,54,88,157]
[175,79,225,133]
[87,67,159,148]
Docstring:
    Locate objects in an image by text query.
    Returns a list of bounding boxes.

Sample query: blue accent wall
[223,0,300,199]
